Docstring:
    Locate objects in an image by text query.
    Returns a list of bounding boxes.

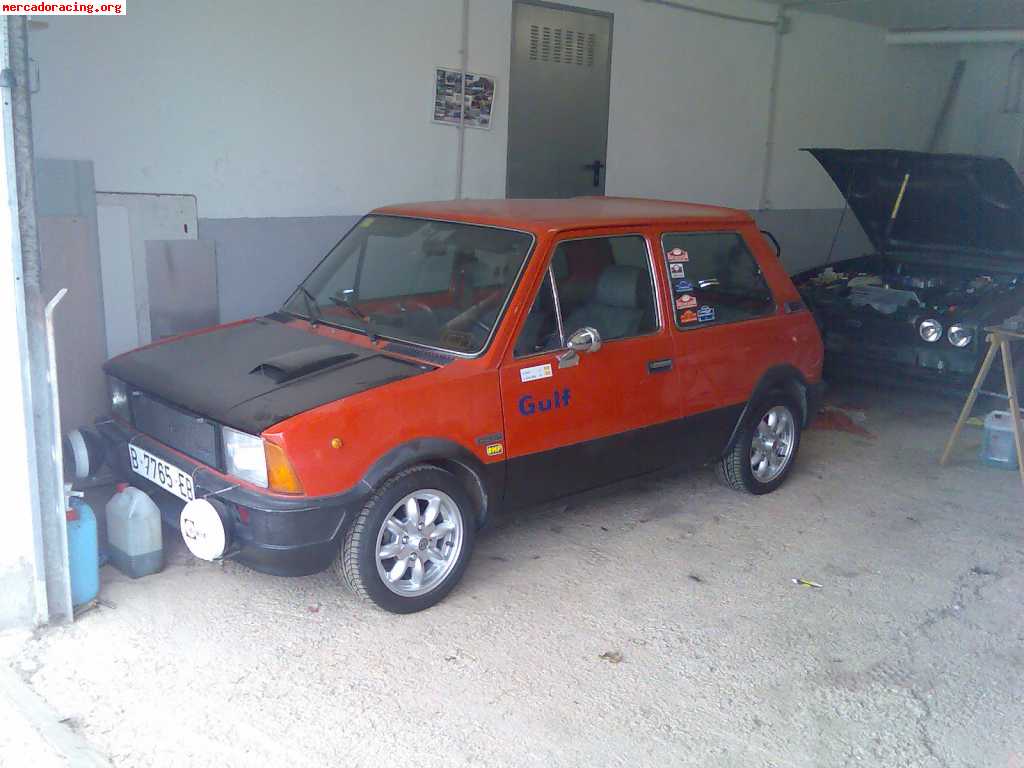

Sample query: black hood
[104,316,433,433]
[806,148,1024,259]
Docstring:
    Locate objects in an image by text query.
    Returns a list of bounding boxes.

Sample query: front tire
[717,393,802,494]
[336,465,476,613]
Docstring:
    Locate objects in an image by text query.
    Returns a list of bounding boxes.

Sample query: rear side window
[661,232,774,329]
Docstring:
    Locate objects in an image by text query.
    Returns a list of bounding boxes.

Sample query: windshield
[283,215,534,354]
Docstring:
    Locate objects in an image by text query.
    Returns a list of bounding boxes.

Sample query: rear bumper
[96,419,369,576]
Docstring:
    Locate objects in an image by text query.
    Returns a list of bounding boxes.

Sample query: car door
[659,227,790,458]
[498,229,681,509]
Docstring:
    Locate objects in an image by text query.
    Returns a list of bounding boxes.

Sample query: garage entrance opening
[506,1,613,198]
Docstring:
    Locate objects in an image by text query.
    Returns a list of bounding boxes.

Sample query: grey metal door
[507,1,613,199]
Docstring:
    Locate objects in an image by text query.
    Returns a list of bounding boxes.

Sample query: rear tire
[335,465,476,613]
[718,393,802,495]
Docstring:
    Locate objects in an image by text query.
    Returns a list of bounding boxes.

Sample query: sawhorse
[940,326,1024,488]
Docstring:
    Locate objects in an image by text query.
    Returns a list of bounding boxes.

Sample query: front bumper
[97,419,369,576]
[824,351,977,397]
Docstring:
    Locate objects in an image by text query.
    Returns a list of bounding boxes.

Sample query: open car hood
[805,148,1024,260]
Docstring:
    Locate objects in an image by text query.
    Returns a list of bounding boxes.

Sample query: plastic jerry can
[67,494,100,607]
[980,410,1019,469]
[105,484,164,578]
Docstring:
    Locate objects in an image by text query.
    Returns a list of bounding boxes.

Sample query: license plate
[128,445,195,502]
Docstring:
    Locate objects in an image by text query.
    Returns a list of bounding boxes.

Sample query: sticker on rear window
[673,279,694,294]
[697,305,716,323]
[520,363,553,383]
[675,294,696,310]
[667,248,689,262]
[669,263,686,279]
[679,309,698,324]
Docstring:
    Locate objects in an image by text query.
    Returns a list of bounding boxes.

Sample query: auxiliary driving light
[919,319,943,343]
[180,497,231,561]
[947,325,972,348]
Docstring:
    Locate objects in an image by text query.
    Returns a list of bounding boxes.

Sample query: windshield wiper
[295,286,322,327]
[334,294,379,344]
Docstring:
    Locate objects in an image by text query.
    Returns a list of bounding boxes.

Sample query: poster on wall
[432,67,495,129]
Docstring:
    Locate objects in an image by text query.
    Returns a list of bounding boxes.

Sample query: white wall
[942,44,1023,157]
[27,0,956,220]
[765,12,961,209]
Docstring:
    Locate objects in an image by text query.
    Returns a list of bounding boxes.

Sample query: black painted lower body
[97,402,750,577]
[502,404,744,511]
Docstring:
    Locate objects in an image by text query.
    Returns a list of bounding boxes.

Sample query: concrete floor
[3,383,1023,768]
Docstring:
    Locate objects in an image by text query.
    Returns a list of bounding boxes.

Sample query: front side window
[283,216,533,354]
[514,271,561,357]
[661,232,774,329]
[514,234,658,356]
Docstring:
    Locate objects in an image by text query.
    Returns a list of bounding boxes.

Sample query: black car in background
[794,148,1024,395]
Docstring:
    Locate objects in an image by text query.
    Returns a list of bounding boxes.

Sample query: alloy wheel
[374,489,464,597]
[750,405,796,483]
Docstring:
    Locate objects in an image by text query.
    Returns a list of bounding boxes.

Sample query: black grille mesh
[131,392,221,469]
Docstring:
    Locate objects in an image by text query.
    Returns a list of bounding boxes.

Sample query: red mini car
[100,198,824,612]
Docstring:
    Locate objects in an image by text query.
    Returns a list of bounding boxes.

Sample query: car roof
[372,197,752,234]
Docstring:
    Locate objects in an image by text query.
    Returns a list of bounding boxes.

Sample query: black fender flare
[358,438,502,528]
[723,365,815,455]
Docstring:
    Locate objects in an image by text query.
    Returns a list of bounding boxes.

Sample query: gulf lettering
[518,388,571,416]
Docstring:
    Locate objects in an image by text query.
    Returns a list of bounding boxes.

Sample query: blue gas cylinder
[67,495,100,607]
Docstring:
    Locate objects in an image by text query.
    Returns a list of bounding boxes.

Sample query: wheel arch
[724,365,811,455]
[359,438,501,529]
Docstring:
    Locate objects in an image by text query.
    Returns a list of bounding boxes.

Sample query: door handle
[647,358,673,374]
[583,159,605,188]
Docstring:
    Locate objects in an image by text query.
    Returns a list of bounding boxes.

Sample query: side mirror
[558,327,601,368]
[567,326,602,354]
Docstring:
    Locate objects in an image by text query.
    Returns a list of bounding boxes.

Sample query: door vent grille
[528,24,597,67]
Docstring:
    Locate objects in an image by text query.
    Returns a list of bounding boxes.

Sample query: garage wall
[941,44,1023,159]
[28,0,957,317]
[199,215,358,322]
[764,13,959,210]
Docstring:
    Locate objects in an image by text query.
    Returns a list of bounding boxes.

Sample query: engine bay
[797,255,1022,319]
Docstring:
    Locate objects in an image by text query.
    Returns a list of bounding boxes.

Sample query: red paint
[256,199,822,498]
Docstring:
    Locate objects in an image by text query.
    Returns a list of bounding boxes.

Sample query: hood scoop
[250,346,358,384]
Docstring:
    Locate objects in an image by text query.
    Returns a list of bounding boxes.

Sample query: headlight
[919,319,943,343]
[947,325,972,348]
[109,378,132,422]
[222,427,268,488]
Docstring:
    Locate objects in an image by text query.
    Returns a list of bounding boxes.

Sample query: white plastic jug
[105,484,164,578]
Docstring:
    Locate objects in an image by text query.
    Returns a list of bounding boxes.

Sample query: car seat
[563,265,645,341]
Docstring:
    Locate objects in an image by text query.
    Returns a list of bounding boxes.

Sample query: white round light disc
[180,498,227,561]
[68,429,90,479]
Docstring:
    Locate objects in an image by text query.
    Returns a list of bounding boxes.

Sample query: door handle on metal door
[584,159,605,188]
[647,359,673,374]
